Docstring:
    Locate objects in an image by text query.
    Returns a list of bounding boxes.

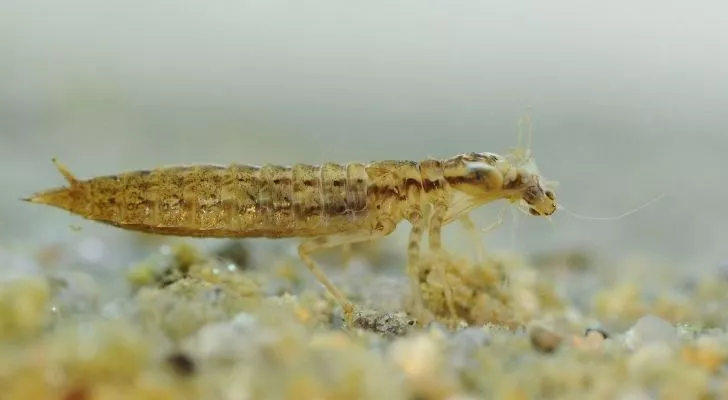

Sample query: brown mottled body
[25,149,557,324]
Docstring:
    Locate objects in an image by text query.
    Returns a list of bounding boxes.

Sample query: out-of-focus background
[2,1,726,280]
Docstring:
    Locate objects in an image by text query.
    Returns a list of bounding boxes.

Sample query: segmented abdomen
[89,162,372,237]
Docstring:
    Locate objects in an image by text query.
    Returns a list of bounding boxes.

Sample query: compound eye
[545,190,555,200]
[529,208,541,216]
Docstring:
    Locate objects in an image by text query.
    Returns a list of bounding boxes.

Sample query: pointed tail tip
[20,187,70,207]
[20,194,43,204]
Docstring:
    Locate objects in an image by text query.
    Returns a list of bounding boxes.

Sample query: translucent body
[24,150,557,324]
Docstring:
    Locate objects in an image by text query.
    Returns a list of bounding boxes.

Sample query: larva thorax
[416,151,557,224]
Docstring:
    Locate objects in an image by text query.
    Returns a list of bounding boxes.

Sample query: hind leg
[405,208,430,324]
[298,220,396,325]
[428,203,458,326]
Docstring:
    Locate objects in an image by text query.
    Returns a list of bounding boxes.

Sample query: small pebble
[680,337,725,374]
[572,328,609,352]
[448,328,492,369]
[0,278,51,340]
[389,333,442,380]
[351,309,414,338]
[529,325,563,353]
[213,241,250,270]
[183,312,259,360]
[48,271,100,315]
[585,327,609,339]
[627,343,675,373]
[624,314,678,351]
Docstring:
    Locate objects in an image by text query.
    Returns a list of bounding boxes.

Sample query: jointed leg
[298,222,395,324]
[482,206,508,238]
[459,205,509,262]
[429,203,458,324]
[299,239,350,310]
[406,209,426,321]
[459,215,484,263]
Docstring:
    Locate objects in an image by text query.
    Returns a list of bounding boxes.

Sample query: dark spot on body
[422,179,442,192]
[404,178,422,191]
[332,179,345,187]
[503,174,523,190]
[444,176,467,186]
[271,177,291,185]
[325,203,348,215]
[166,352,196,376]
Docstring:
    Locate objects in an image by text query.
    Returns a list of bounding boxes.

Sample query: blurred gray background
[2,1,726,278]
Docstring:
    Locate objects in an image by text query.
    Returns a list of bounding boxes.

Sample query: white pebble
[624,314,678,351]
[183,312,259,360]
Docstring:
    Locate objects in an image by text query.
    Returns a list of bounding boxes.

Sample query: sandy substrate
[1,236,727,400]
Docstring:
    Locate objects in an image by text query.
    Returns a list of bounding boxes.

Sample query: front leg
[459,205,508,263]
[459,215,484,263]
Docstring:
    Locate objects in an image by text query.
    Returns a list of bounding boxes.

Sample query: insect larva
[23,124,557,324]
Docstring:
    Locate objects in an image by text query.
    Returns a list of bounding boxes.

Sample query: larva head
[440,151,557,221]
[519,178,557,217]
[501,146,557,217]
